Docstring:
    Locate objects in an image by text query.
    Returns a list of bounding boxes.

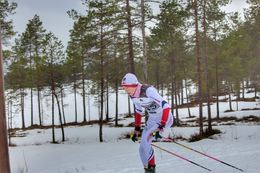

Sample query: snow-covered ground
[9,123,260,173]
[9,90,260,173]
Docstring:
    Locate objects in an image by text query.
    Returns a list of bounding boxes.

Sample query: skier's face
[122,86,137,96]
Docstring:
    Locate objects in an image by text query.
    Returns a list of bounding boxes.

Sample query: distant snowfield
[8,90,260,173]
[7,87,260,128]
[8,88,131,128]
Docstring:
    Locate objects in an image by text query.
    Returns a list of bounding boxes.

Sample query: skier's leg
[139,124,158,167]
[141,127,157,173]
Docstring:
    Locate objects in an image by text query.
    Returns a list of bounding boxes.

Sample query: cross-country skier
[121,73,174,173]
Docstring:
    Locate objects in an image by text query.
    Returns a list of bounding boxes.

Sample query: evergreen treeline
[1,0,260,143]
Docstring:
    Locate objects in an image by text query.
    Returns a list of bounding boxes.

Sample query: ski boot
[144,165,156,173]
[154,131,162,141]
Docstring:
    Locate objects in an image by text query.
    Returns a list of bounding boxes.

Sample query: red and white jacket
[130,84,171,128]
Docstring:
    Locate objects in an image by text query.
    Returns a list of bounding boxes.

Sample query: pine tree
[0,29,11,173]
[6,36,29,129]
[0,0,16,43]
[42,32,65,142]
[148,0,188,125]
[206,0,231,120]
[0,0,16,172]
[193,0,204,135]
[244,0,260,97]
[20,15,46,126]
[88,0,123,142]
[67,14,96,123]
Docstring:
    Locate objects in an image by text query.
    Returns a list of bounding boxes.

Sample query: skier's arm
[130,102,143,142]
[134,103,143,131]
[159,105,170,128]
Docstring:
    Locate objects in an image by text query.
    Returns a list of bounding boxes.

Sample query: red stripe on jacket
[135,112,142,127]
[160,108,170,125]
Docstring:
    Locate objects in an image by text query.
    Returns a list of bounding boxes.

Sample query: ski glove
[130,133,138,142]
[157,123,165,131]
[130,126,141,142]
[135,126,141,132]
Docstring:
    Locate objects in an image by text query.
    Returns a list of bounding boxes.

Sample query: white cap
[121,73,139,86]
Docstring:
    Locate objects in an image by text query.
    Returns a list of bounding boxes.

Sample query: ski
[151,143,212,172]
[171,140,244,172]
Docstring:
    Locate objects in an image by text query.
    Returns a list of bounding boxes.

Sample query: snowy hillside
[9,90,260,173]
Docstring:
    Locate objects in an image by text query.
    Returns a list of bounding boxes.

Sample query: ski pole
[172,141,244,172]
[151,143,212,172]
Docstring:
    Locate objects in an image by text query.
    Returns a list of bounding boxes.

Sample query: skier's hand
[157,123,165,132]
[130,133,138,142]
[135,126,141,134]
[130,126,141,142]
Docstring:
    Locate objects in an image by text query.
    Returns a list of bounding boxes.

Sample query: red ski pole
[151,143,212,172]
[172,141,244,172]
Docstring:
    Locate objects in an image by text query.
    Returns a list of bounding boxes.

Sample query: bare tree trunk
[184,79,191,118]
[215,60,220,119]
[115,79,119,126]
[99,18,105,142]
[236,82,240,100]
[174,81,179,125]
[178,85,181,106]
[100,70,104,143]
[30,88,33,126]
[242,80,245,99]
[8,100,13,145]
[51,90,56,143]
[167,86,170,104]
[213,23,220,119]
[236,82,240,111]
[171,81,174,118]
[37,88,42,126]
[171,53,179,125]
[228,84,233,111]
[194,0,203,135]
[171,80,176,124]
[54,92,65,142]
[203,0,212,132]
[0,32,11,172]
[61,88,66,125]
[88,95,91,121]
[128,96,131,117]
[155,61,160,90]
[106,79,109,121]
[29,43,34,127]
[80,41,87,122]
[181,82,184,105]
[126,0,135,73]
[82,71,87,122]
[236,97,239,111]
[20,88,25,129]
[141,0,148,82]
[161,83,164,97]
[73,82,78,123]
